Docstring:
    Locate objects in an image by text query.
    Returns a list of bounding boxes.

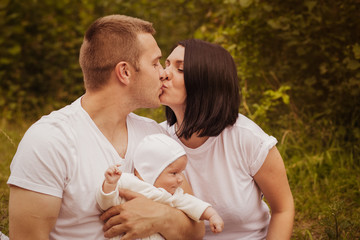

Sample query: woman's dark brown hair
[165,39,240,139]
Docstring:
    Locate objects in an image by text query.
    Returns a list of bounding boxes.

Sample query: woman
[160,39,294,239]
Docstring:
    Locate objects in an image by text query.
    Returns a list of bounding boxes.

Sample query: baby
[96,134,224,239]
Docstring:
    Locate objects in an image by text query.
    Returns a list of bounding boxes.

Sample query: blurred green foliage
[193,0,360,156]
[1,0,358,155]
[0,0,219,120]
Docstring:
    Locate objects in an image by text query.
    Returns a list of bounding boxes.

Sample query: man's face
[130,33,163,109]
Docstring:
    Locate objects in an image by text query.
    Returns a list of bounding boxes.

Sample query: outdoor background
[0,0,359,239]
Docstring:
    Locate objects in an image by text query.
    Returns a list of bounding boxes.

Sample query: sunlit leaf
[239,0,253,8]
[353,43,360,59]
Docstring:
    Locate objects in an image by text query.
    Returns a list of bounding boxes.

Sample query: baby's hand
[209,214,224,234]
[104,164,122,184]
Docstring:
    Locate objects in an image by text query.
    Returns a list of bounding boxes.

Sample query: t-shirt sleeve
[7,122,75,198]
[235,116,278,176]
[119,174,174,205]
[249,134,277,176]
[171,188,211,222]
[96,184,121,211]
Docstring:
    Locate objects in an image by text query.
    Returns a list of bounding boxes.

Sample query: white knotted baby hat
[133,133,186,185]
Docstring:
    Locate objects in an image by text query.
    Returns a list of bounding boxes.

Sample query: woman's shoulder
[229,113,267,136]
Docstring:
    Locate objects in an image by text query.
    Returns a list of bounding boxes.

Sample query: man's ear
[115,61,132,85]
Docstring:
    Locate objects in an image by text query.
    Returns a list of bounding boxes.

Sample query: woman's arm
[9,186,61,240]
[100,174,204,240]
[253,146,295,240]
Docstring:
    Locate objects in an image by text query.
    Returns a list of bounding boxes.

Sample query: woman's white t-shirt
[161,113,277,240]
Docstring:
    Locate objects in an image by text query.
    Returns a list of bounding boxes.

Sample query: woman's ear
[115,61,131,85]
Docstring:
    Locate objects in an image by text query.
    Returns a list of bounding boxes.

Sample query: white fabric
[0,231,9,240]
[161,113,277,240]
[96,173,211,240]
[133,133,186,185]
[7,97,167,240]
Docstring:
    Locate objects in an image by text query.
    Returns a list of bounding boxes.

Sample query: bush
[194,0,360,155]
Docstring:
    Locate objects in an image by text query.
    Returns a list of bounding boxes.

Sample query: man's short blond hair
[79,15,155,90]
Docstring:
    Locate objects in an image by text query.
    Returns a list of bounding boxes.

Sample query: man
[7,15,204,240]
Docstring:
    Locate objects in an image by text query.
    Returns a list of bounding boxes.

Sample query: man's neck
[81,90,131,158]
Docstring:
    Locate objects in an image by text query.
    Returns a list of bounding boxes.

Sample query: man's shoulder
[37,98,81,126]
[128,112,159,124]
[23,99,83,144]
[128,113,167,132]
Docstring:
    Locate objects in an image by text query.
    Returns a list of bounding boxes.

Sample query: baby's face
[154,155,187,194]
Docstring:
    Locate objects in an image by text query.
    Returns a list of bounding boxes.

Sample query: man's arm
[100,174,204,240]
[9,185,61,240]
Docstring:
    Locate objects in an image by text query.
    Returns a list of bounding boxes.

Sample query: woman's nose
[160,67,172,81]
[159,67,166,81]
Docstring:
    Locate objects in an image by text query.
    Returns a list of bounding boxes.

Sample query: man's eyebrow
[153,55,162,62]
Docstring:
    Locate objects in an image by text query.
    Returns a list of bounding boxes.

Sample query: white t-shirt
[161,114,277,240]
[7,97,167,240]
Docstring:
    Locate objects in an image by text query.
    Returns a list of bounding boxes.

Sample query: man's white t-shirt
[161,113,277,240]
[7,97,167,240]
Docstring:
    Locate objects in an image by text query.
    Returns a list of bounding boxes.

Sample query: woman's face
[160,45,187,111]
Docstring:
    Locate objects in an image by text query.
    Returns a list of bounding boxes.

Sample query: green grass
[0,120,359,239]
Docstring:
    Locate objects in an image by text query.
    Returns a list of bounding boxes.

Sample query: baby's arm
[200,206,224,233]
[103,164,122,194]
[171,189,224,233]
[96,165,123,211]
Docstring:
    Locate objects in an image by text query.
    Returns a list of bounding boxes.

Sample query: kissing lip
[159,85,165,95]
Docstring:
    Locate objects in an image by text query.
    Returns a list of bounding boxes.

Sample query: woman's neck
[175,116,209,149]
[179,134,209,149]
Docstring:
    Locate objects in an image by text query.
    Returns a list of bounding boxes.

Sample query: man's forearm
[158,204,204,240]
